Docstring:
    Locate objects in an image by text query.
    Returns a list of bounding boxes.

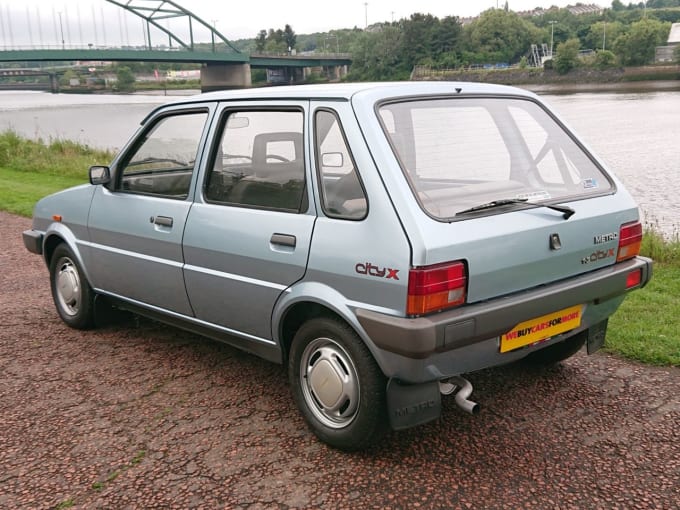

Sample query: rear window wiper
[456,198,575,219]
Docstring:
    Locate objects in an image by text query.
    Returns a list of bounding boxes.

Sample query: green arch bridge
[0,0,351,91]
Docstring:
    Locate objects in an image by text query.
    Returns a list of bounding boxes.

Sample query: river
[0,88,678,236]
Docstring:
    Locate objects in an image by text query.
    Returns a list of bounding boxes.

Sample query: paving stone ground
[1,211,678,509]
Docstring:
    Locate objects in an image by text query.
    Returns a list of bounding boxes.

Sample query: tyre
[523,330,587,366]
[49,244,96,330]
[288,317,387,451]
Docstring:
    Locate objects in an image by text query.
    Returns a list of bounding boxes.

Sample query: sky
[0,0,595,47]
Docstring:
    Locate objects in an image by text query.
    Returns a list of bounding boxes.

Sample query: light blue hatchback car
[23,82,652,450]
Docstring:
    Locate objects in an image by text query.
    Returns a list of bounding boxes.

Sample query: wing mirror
[89,166,111,185]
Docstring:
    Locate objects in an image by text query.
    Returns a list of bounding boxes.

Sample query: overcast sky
[0,0,595,47]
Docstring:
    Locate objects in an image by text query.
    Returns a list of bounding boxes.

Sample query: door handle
[270,233,296,248]
[151,216,173,227]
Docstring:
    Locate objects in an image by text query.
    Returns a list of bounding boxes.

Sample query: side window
[118,111,207,199]
[314,110,367,220]
[205,110,306,212]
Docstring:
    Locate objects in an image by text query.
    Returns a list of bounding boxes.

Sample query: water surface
[0,88,677,235]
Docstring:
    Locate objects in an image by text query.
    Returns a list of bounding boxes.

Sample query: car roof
[172,81,534,104]
[143,81,538,123]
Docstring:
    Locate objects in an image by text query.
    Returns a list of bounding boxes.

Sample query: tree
[613,18,670,65]
[612,0,625,10]
[255,30,267,51]
[347,26,408,81]
[283,24,297,52]
[115,66,135,92]
[595,49,618,68]
[585,21,625,51]
[463,9,540,63]
[554,38,580,74]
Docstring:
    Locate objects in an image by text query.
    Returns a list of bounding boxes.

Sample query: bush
[114,66,136,92]
[595,49,618,69]
[675,44,680,64]
[554,38,580,74]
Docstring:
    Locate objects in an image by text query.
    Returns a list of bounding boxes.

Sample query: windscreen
[378,97,613,220]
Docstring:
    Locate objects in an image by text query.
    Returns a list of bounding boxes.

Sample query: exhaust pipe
[439,376,480,415]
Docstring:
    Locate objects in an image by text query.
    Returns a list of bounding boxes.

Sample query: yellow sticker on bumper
[500,305,583,353]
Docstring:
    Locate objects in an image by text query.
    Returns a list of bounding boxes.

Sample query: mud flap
[386,379,441,431]
[587,319,608,355]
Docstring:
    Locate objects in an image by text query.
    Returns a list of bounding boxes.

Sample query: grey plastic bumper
[357,256,652,360]
[22,230,43,255]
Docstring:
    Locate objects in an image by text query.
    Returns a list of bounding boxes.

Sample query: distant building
[566,4,603,15]
[516,3,602,17]
[655,23,680,62]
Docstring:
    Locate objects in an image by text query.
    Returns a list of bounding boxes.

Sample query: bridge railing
[0,44,235,53]
[251,51,352,59]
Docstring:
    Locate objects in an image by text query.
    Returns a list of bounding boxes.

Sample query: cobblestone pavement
[1,211,678,509]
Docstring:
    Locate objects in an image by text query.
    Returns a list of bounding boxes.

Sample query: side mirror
[89,165,111,185]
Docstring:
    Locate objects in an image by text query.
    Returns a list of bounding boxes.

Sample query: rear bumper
[22,230,43,255]
[357,256,652,381]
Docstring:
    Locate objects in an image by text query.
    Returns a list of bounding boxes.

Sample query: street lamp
[548,20,557,57]
[603,19,606,51]
[58,11,65,49]
[364,2,368,29]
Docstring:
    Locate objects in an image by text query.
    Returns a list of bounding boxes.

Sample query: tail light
[617,221,643,262]
[407,261,467,316]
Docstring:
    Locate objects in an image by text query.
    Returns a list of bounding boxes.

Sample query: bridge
[0,0,351,91]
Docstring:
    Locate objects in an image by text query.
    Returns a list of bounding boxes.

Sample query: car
[23,82,652,450]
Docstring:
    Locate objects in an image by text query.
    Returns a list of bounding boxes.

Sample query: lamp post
[364,2,368,29]
[58,11,65,49]
[548,20,557,57]
[603,19,606,51]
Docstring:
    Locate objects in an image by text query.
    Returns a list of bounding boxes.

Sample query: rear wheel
[523,330,587,366]
[49,244,95,330]
[289,317,387,451]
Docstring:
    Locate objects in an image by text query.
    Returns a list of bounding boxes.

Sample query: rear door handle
[270,233,296,248]
[152,216,173,227]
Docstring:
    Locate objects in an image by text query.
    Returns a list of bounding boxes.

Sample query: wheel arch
[42,224,94,285]
[273,282,388,373]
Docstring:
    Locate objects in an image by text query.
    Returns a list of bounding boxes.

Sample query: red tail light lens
[626,269,642,289]
[617,221,643,262]
[407,261,467,316]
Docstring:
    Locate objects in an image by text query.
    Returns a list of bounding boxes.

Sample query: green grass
[0,131,112,216]
[0,130,677,366]
[607,264,680,366]
[0,167,86,216]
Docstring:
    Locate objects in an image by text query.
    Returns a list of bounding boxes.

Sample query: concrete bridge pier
[201,62,252,92]
[49,73,59,94]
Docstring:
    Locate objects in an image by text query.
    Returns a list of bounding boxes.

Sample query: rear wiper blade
[456,198,575,219]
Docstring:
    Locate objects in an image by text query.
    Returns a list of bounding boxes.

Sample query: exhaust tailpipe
[439,376,480,415]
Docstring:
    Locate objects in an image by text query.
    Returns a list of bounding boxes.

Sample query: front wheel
[288,317,387,451]
[49,244,96,330]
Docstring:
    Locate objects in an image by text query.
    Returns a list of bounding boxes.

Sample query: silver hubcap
[300,337,360,429]
[55,257,81,316]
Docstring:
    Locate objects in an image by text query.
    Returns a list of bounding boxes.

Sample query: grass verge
[1,131,677,366]
[0,131,112,216]
[606,264,680,366]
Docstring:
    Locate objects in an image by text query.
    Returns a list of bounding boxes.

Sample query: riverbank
[1,131,677,366]
[412,64,680,93]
